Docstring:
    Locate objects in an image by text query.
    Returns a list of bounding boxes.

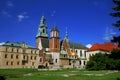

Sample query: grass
[0,69,120,80]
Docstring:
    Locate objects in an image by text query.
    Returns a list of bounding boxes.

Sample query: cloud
[17,12,29,22]
[6,1,14,8]
[1,10,12,17]
[103,27,116,41]
[86,44,92,48]
[0,42,5,45]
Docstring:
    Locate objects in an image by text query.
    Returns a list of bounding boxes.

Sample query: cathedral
[36,16,88,69]
[0,16,87,69]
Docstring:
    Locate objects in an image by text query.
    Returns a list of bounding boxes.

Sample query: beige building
[0,42,40,69]
[86,42,120,61]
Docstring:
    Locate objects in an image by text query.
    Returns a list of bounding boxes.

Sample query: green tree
[86,53,109,70]
[110,49,120,59]
[110,0,120,47]
[109,49,120,70]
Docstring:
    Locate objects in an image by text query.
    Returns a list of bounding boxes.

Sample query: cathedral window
[84,51,86,57]
[39,58,42,62]
[79,61,81,65]
[76,50,77,53]
[31,50,33,54]
[27,56,29,60]
[84,61,86,65]
[17,48,19,53]
[64,55,66,58]
[34,56,36,60]
[17,61,20,65]
[35,50,36,54]
[11,48,14,52]
[23,49,25,53]
[23,55,25,59]
[31,56,33,60]
[6,61,9,65]
[55,59,58,63]
[5,54,7,58]
[11,54,13,59]
[16,55,19,59]
[32,62,34,66]
[80,50,82,57]
[11,61,13,65]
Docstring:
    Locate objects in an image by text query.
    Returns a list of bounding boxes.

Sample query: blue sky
[0,0,119,47]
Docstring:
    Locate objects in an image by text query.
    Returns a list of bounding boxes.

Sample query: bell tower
[49,24,60,52]
[49,24,60,66]
[36,16,48,50]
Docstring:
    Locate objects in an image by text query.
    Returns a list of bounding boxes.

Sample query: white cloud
[103,27,116,41]
[1,10,12,17]
[0,42,5,45]
[86,44,92,48]
[17,12,29,22]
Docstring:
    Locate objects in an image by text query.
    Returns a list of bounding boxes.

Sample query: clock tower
[36,16,48,50]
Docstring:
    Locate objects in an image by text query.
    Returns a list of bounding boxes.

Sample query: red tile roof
[87,42,120,52]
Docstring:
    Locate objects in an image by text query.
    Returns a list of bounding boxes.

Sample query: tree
[86,51,120,70]
[110,0,120,47]
[110,49,120,59]
[86,53,109,70]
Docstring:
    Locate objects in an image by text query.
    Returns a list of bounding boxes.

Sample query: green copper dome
[60,45,67,54]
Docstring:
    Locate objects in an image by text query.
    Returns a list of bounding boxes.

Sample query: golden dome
[71,52,76,56]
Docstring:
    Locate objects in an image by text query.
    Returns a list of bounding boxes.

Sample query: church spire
[36,16,48,38]
[64,27,69,42]
[40,16,45,27]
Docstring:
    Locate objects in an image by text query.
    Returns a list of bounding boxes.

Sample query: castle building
[36,16,88,69]
[0,16,88,69]
[0,42,40,69]
[86,42,120,61]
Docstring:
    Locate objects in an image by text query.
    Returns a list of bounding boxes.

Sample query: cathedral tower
[49,24,60,66]
[36,16,48,50]
[49,24,60,52]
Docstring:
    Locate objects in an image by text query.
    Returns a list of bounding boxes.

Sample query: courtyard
[0,69,120,80]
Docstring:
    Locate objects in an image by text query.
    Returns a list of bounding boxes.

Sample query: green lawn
[0,69,120,80]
